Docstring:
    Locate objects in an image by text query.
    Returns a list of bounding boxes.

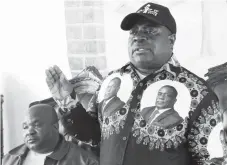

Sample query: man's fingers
[59,73,69,84]
[206,74,227,88]
[45,69,56,84]
[49,67,60,81]
[207,72,227,81]
[46,77,54,89]
[53,65,62,76]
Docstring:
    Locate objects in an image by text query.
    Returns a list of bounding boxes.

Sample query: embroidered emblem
[137,4,159,16]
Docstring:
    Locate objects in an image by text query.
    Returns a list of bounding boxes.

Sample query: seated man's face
[104,79,120,100]
[22,108,56,152]
[155,87,176,109]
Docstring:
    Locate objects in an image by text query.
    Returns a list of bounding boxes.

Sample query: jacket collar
[48,135,70,160]
[9,144,29,157]
[8,135,70,161]
[154,108,175,122]
[121,54,181,80]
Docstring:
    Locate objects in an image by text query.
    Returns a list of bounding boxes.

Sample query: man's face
[22,109,55,152]
[128,19,175,70]
[155,87,176,109]
[104,79,120,100]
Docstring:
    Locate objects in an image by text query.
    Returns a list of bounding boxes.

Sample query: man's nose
[158,94,165,99]
[133,32,147,43]
[27,126,36,135]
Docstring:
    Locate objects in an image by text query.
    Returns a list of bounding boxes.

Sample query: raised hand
[45,65,73,101]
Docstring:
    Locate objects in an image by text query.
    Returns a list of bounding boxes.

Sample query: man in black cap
[45,2,223,165]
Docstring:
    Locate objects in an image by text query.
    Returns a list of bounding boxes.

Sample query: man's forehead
[132,19,160,28]
[109,79,120,85]
[131,19,171,34]
[23,114,42,123]
[159,87,173,93]
[25,109,44,118]
[24,105,50,122]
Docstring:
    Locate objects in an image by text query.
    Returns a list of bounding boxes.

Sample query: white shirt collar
[155,107,171,113]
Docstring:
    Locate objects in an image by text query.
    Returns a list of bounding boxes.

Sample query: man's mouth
[133,48,151,54]
[27,137,38,143]
[156,100,164,104]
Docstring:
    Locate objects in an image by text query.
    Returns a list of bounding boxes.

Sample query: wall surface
[0,0,71,154]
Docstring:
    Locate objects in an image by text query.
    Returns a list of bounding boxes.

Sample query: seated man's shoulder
[67,141,99,165]
[3,144,27,164]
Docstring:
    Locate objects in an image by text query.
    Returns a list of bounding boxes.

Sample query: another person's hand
[205,63,227,111]
[220,118,227,152]
[46,65,73,101]
[206,63,227,144]
[220,129,227,165]
[210,157,224,165]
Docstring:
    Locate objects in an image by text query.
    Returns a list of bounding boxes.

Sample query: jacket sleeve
[87,156,99,165]
[56,91,101,145]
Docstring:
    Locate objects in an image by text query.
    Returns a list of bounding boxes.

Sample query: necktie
[102,100,108,112]
[148,110,159,124]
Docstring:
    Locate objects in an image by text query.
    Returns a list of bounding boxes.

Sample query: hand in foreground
[210,157,224,165]
[45,65,73,100]
[205,62,227,145]
[205,62,227,111]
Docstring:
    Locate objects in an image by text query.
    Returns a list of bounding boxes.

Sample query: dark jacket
[3,136,99,165]
[98,96,125,117]
[141,106,184,129]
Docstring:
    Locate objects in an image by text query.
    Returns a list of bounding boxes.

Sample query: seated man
[3,104,98,165]
[29,98,100,156]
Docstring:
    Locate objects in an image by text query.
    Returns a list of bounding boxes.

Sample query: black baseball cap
[121,2,176,34]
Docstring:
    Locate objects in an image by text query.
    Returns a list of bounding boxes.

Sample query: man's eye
[23,124,28,129]
[145,29,160,35]
[129,30,136,35]
[34,123,41,127]
[144,29,152,34]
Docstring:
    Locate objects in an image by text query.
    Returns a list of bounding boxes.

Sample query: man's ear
[174,98,177,105]
[168,34,176,49]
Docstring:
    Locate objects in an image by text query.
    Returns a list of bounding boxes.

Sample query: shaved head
[23,104,59,153]
[27,104,58,125]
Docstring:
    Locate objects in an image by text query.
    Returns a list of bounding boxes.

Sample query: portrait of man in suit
[141,85,183,129]
[99,77,125,117]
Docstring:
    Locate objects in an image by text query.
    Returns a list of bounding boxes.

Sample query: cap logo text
[137,4,159,16]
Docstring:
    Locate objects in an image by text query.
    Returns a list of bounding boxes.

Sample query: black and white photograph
[1,0,227,165]
[140,82,190,129]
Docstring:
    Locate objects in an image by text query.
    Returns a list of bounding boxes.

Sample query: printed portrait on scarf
[140,80,191,129]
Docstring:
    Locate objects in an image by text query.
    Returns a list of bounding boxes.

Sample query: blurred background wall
[1,0,227,159]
